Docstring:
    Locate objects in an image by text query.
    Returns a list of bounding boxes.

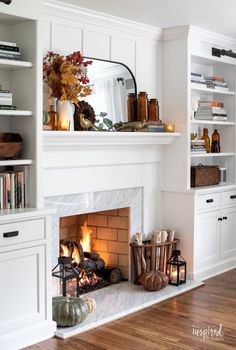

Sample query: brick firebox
[60,208,130,279]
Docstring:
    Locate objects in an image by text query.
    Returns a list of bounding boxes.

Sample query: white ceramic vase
[58,100,75,131]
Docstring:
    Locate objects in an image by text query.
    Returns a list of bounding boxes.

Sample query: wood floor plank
[25,269,236,350]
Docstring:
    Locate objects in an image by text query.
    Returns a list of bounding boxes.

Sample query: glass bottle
[201,128,211,153]
[148,98,160,121]
[127,93,137,122]
[211,129,221,153]
[48,97,59,130]
[137,92,148,121]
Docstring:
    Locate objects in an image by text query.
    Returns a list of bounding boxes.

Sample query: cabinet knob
[230,195,236,199]
[3,231,19,238]
[218,218,223,221]
[206,199,214,203]
[223,216,228,220]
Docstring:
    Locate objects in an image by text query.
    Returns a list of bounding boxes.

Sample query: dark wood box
[191,165,220,187]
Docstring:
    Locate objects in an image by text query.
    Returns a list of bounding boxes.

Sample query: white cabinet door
[220,207,236,259]
[0,245,46,334]
[195,210,221,268]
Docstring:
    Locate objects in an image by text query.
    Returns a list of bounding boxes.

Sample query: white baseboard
[0,320,56,350]
[192,258,236,281]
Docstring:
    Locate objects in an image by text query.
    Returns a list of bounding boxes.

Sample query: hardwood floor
[25,269,236,350]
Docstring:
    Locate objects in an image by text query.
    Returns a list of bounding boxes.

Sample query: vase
[58,100,75,131]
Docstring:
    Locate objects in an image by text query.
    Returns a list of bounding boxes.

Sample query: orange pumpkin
[139,270,168,291]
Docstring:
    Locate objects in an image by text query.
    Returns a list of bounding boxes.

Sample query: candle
[179,267,185,280]
[171,269,178,283]
[165,123,175,133]
[60,120,70,131]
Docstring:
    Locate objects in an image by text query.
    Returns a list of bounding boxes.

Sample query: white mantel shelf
[43,131,180,147]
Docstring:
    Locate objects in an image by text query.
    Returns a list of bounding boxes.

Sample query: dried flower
[43,51,92,104]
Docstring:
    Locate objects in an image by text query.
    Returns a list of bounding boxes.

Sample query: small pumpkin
[139,270,169,291]
[52,296,89,327]
[81,296,96,313]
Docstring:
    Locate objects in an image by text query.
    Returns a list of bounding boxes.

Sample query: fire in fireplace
[52,221,125,296]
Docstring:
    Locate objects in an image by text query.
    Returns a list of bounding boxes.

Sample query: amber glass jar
[148,98,160,121]
[211,129,221,153]
[127,93,137,122]
[201,128,211,153]
[137,92,148,121]
[48,98,59,130]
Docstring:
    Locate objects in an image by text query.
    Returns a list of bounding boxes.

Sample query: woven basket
[0,133,23,159]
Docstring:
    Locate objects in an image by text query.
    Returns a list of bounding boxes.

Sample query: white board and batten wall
[42,0,165,234]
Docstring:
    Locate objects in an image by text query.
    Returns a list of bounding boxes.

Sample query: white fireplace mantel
[43,131,180,148]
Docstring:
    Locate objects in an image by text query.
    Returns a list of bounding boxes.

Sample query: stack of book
[0,40,21,61]
[191,72,207,86]
[0,170,26,209]
[191,139,206,154]
[195,101,227,121]
[205,76,229,91]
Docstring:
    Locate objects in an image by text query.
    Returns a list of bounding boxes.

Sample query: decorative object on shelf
[139,270,168,291]
[74,100,96,131]
[0,168,26,209]
[52,296,89,327]
[127,92,137,122]
[137,91,148,121]
[0,132,23,159]
[201,128,211,153]
[195,100,227,122]
[0,40,21,61]
[212,47,236,59]
[43,51,92,131]
[191,164,220,187]
[148,98,159,121]
[167,249,186,286]
[191,139,206,154]
[79,113,99,131]
[58,100,74,131]
[211,129,221,153]
[48,97,59,130]
[43,111,50,127]
[164,123,175,133]
[80,296,96,313]
[219,167,227,183]
[112,119,147,132]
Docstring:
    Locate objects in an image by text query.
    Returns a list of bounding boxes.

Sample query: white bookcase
[162,26,236,280]
[0,3,56,349]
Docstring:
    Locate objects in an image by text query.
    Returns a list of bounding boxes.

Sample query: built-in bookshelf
[0,16,40,212]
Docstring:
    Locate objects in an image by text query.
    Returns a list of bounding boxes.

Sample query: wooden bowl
[0,133,23,159]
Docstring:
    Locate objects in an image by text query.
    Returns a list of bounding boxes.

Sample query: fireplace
[53,208,130,296]
[45,187,143,297]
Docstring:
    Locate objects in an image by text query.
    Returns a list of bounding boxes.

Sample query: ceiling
[57,0,236,39]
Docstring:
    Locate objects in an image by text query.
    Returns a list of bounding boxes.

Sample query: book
[0,99,12,106]
[0,41,17,47]
[0,49,20,56]
[0,54,21,61]
[199,101,224,108]
[191,80,207,85]
[0,45,19,52]
[0,93,12,98]
[195,116,228,121]
[0,105,17,110]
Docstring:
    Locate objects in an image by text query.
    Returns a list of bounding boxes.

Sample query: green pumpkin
[52,296,89,327]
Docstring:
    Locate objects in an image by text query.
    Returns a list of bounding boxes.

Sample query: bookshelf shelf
[191,120,235,126]
[190,152,235,158]
[0,110,33,116]
[0,59,33,70]
[191,83,235,95]
[0,159,33,166]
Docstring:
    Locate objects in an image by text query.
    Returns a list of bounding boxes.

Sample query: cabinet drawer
[0,219,45,247]
[196,193,220,211]
[222,190,236,207]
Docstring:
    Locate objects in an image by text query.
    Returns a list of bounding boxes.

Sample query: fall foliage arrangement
[43,51,92,105]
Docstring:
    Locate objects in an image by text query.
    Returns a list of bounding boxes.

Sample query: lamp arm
[0,0,12,4]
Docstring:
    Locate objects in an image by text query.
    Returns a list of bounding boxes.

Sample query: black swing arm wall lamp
[0,0,12,4]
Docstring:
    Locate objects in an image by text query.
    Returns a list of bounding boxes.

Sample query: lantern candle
[170,269,178,283]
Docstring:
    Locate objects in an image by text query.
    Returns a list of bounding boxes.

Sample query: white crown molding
[163,25,236,49]
[43,0,162,42]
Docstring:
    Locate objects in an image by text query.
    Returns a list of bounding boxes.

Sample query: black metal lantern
[52,256,83,297]
[167,249,186,286]
[0,0,12,5]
